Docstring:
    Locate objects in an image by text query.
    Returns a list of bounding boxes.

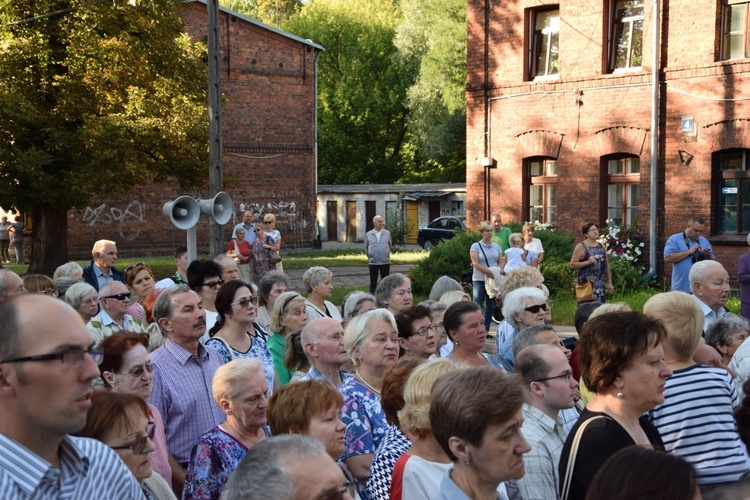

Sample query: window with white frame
[714,150,750,233]
[608,0,643,71]
[722,1,750,60]
[604,155,640,225]
[526,158,558,223]
[530,8,560,79]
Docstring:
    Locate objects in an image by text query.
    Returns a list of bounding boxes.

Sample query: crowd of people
[4,212,750,499]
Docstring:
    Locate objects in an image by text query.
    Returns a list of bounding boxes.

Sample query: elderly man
[506,344,579,500]
[0,295,141,497]
[86,281,145,346]
[690,260,730,331]
[664,216,716,293]
[232,210,257,245]
[300,317,352,388]
[81,239,125,292]
[148,285,225,493]
[224,435,353,500]
[0,269,27,301]
[215,254,239,283]
[365,215,392,294]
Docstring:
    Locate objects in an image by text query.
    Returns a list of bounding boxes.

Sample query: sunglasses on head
[125,262,146,274]
[103,293,131,301]
[524,304,549,313]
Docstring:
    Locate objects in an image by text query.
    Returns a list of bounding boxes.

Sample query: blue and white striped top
[0,433,142,499]
[649,364,750,485]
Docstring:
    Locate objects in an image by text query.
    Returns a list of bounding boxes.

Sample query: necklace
[355,371,381,395]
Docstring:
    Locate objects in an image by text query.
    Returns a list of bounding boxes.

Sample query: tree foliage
[219,0,301,27]
[0,0,209,272]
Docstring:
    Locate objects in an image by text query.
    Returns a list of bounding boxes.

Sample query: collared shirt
[300,365,352,388]
[433,469,508,500]
[171,271,187,286]
[664,232,715,293]
[693,295,727,332]
[506,404,567,500]
[0,434,141,499]
[93,265,115,291]
[147,338,226,463]
[232,222,257,244]
[86,310,145,346]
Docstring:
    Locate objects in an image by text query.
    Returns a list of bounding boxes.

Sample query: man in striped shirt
[0,295,141,499]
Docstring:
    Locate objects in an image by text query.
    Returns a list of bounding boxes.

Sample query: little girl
[504,233,534,273]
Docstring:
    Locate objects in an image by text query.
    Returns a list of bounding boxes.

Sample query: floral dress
[251,234,277,284]
[578,241,608,303]
[205,329,276,396]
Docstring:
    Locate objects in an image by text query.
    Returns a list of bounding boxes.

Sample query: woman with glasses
[443,301,500,368]
[98,332,172,490]
[65,282,99,324]
[206,279,277,394]
[496,286,549,370]
[250,223,277,284]
[183,358,269,500]
[570,222,614,304]
[78,391,175,499]
[269,291,308,386]
[124,262,159,325]
[470,221,503,331]
[395,305,437,360]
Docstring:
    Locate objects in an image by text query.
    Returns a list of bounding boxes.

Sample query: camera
[692,247,710,264]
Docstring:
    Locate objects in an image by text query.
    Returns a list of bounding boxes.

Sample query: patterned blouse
[205,332,276,395]
[366,425,412,500]
[183,426,251,500]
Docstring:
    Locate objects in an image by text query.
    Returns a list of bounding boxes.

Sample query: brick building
[466,0,750,280]
[65,1,322,259]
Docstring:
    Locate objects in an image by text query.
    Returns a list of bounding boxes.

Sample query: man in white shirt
[506,344,579,500]
[690,260,730,332]
[86,281,145,345]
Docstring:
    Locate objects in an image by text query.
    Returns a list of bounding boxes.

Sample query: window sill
[532,74,559,82]
[708,234,750,246]
[610,66,643,74]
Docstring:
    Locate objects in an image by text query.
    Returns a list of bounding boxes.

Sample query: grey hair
[223,435,325,500]
[152,285,194,336]
[91,239,116,259]
[213,254,235,266]
[512,324,557,357]
[342,291,376,319]
[689,260,724,293]
[53,262,83,280]
[302,266,332,293]
[258,271,290,307]
[212,358,265,405]
[428,276,463,302]
[64,282,97,310]
[375,273,410,308]
[0,297,20,359]
[706,313,750,349]
[418,299,448,316]
[0,269,16,298]
[270,292,305,334]
[501,287,547,329]
[54,277,80,299]
[344,308,397,367]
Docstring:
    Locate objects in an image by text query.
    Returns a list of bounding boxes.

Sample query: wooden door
[365,201,376,232]
[326,201,337,241]
[346,201,357,241]
[406,201,418,244]
[429,201,441,222]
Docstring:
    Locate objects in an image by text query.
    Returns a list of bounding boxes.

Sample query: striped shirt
[0,434,141,499]
[649,364,750,485]
[148,338,226,463]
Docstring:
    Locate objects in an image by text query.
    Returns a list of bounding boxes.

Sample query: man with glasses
[86,281,145,346]
[506,344,579,500]
[187,259,224,342]
[82,239,125,292]
[0,294,142,498]
[664,216,716,293]
[148,285,225,495]
[0,269,27,301]
[300,318,352,388]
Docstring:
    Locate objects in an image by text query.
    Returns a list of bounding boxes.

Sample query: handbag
[230,241,241,265]
[560,415,607,500]
[575,279,594,304]
[268,249,282,264]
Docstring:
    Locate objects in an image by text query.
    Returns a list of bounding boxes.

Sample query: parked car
[417,216,466,250]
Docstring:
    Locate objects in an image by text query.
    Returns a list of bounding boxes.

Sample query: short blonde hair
[344,308,397,367]
[502,267,544,295]
[588,302,632,320]
[270,291,306,334]
[264,213,276,223]
[398,359,459,437]
[438,290,471,307]
[643,292,703,359]
[212,358,265,405]
[478,221,493,233]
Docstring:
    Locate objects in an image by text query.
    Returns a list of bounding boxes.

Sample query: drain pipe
[648,0,660,281]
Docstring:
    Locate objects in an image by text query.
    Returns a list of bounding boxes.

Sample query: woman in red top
[227,227,252,283]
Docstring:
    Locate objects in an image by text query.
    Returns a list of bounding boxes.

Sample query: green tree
[0,0,209,274]
[394,0,466,182]
[219,0,301,27]
[284,0,418,184]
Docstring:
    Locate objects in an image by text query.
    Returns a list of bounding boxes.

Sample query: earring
[617,392,623,398]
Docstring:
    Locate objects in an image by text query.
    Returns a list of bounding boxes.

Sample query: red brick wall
[467,0,750,279]
[66,3,318,259]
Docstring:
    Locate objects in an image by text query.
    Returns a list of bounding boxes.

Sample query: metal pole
[648,0,660,278]
[207,0,224,257]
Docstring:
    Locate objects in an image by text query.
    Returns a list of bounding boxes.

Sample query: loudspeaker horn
[198,191,232,225]
[162,196,200,230]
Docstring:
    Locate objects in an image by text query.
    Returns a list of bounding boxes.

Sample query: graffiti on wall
[81,200,146,241]
[238,201,305,226]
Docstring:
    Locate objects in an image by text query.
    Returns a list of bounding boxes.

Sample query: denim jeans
[472,280,494,330]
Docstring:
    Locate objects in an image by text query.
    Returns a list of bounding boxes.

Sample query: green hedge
[410,232,476,296]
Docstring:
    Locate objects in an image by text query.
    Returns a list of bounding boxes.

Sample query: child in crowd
[503,233,531,273]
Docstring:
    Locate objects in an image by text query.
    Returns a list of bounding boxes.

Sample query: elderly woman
[342,291,377,326]
[375,273,413,316]
[645,292,750,490]
[205,279,276,394]
[340,309,399,493]
[99,333,172,487]
[522,222,545,264]
[255,271,289,333]
[706,313,750,367]
[495,266,545,339]
[496,286,548,370]
[226,227,252,284]
[303,266,342,322]
[183,358,269,500]
[263,214,283,272]
[250,223,277,284]
[268,291,308,386]
[124,262,159,324]
[419,300,449,358]
[570,222,614,303]
[390,359,460,500]
[470,221,504,330]
[395,305,437,360]
[431,367,530,499]
[428,276,463,302]
[78,391,175,500]
[66,282,99,324]
[54,261,84,281]
[444,301,500,367]
[23,274,57,296]
[558,311,672,500]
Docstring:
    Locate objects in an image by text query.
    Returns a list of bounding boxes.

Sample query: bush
[410,231,476,296]
[540,258,576,297]
[608,255,654,293]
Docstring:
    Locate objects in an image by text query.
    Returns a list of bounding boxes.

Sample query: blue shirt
[232,222,257,244]
[0,434,141,499]
[664,232,715,293]
[300,365,352,388]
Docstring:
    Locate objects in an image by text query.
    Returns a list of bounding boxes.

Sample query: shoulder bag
[574,242,594,304]
[560,415,607,500]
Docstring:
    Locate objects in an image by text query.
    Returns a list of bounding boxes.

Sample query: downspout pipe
[648,0,660,280]
[314,48,321,244]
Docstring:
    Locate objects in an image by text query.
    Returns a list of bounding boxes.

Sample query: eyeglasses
[535,371,573,383]
[327,464,358,500]
[231,296,258,308]
[110,422,156,455]
[0,345,104,366]
[125,262,146,274]
[433,322,444,329]
[264,220,273,224]
[103,293,131,301]
[414,323,439,336]
[203,279,224,290]
[524,304,549,314]
[253,229,262,233]
[118,362,155,379]
[44,288,58,297]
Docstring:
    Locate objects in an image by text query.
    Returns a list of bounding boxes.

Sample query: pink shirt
[148,402,172,488]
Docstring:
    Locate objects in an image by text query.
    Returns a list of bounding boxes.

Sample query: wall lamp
[678,150,694,165]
